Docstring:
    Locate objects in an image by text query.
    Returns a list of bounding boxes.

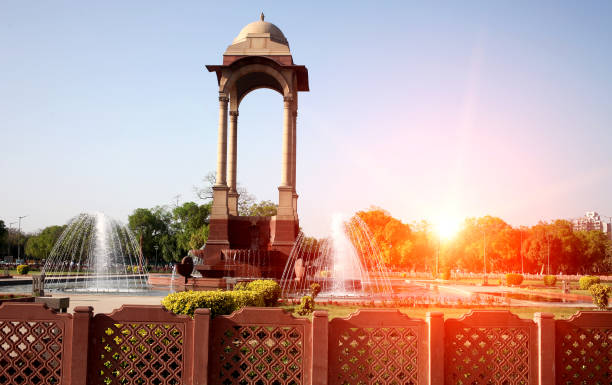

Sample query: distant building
[573,211,612,239]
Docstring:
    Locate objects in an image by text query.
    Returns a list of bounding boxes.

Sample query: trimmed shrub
[505,273,524,286]
[310,283,321,299]
[440,270,451,280]
[543,275,557,286]
[234,280,281,307]
[296,295,314,316]
[16,265,29,275]
[579,276,600,290]
[162,290,264,317]
[589,284,611,310]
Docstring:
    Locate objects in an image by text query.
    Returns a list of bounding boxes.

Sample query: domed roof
[232,14,288,46]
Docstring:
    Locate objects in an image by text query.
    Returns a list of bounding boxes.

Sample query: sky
[1,1,611,237]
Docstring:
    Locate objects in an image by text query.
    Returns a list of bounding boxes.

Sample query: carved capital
[283,96,294,103]
[218,96,229,103]
[229,111,239,117]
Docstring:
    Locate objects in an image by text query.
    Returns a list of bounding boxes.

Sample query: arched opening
[235,88,283,211]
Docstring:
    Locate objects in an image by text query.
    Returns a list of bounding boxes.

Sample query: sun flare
[436,217,462,240]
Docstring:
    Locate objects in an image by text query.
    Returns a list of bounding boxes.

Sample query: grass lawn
[282,304,597,320]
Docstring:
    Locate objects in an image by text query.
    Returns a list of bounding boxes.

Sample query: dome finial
[260,12,265,21]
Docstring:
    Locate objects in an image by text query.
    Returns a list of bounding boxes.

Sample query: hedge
[163,279,281,317]
[505,273,524,286]
[543,275,557,286]
[579,276,600,290]
[16,265,29,275]
[234,279,281,306]
[162,290,264,317]
[589,284,611,310]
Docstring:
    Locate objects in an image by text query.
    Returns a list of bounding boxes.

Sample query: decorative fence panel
[444,310,538,385]
[87,305,193,385]
[0,303,71,385]
[555,311,612,385]
[208,307,312,385]
[328,309,428,385]
[0,303,611,385]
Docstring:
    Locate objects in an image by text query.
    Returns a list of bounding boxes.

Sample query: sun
[436,217,462,240]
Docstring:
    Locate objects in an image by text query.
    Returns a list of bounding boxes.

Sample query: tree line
[356,208,612,274]
[3,173,277,265]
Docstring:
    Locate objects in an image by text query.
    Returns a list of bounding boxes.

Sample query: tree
[0,220,7,255]
[172,201,211,253]
[24,225,66,260]
[194,171,255,214]
[128,206,172,264]
[356,207,413,268]
[245,200,278,217]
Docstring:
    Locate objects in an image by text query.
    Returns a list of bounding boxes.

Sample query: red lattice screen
[88,305,190,385]
[328,309,427,385]
[445,311,538,385]
[555,311,612,385]
[0,303,68,384]
[209,307,311,385]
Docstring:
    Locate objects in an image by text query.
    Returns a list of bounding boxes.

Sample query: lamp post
[482,230,487,284]
[17,216,27,262]
[154,245,159,268]
[138,226,146,272]
[7,222,16,257]
[546,232,552,276]
[519,227,524,275]
[436,232,440,279]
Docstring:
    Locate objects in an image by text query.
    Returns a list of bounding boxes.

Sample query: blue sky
[1,1,611,236]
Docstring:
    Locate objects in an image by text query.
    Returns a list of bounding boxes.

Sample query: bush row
[579,276,600,290]
[16,265,29,275]
[505,273,524,286]
[162,279,280,317]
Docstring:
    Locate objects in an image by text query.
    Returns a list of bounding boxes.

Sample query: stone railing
[0,303,610,384]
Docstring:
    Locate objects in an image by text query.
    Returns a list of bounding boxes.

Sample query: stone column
[291,110,298,217]
[280,96,293,187]
[215,96,229,187]
[227,110,239,215]
[276,96,296,243]
[211,95,229,220]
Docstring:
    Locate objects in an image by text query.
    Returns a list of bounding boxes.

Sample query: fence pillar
[193,308,211,385]
[427,312,444,385]
[70,306,93,384]
[311,310,328,385]
[535,312,555,385]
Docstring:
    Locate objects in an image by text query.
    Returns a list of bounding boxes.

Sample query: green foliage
[16,264,29,275]
[588,284,611,310]
[0,220,7,251]
[505,273,524,286]
[543,275,557,286]
[235,280,281,307]
[245,200,278,217]
[310,283,321,299]
[296,295,314,316]
[579,275,600,290]
[24,225,66,260]
[161,290,264,317]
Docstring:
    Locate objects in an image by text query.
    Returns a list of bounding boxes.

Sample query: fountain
[42,213,149,292]
[280,214,393,298]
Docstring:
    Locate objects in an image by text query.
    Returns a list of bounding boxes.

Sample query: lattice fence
[445,311,537,385]
[0,303,68,384]
[328,309,426,385]
[88,305,190,385]
[209,307,311,385]
[555,311,612,385]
